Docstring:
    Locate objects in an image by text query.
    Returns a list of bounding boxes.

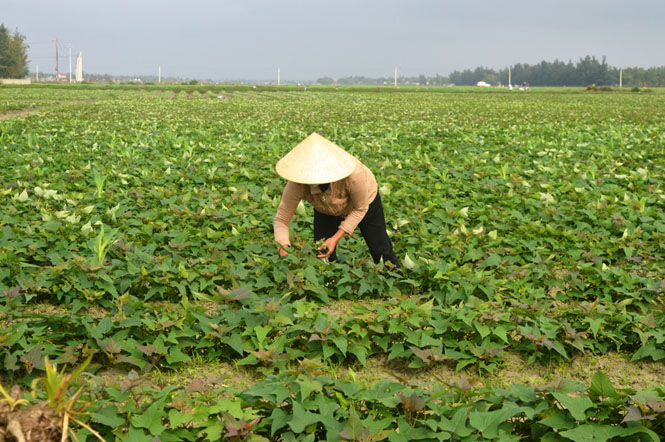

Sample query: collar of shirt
[310,183,333,195]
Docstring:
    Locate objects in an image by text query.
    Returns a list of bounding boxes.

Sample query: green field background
[1,85,664,440]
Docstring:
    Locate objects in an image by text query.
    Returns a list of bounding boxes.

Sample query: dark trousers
[314,192,399,267]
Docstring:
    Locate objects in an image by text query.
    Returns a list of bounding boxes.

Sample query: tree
[317,76,334,85]
[0,24,9,76]
[0,24,29,78]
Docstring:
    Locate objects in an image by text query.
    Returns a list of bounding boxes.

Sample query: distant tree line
[0,24,29,78]
[317,74,451,86]
[449,56,664,87]
[318,56,665,87]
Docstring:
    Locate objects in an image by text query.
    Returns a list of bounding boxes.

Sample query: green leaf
[131,397,166,436]
[551,340,569,359]
[552,392,594,421]
[339,407,368,440]
[509,384,537,403]
[414,299,434,317]
[631,343,665,361]
[478,253,502,268]
[620,425,661,442]
[296,375,323,401]
[438,408,472,437]
[166,346,191,364]
[202,422,224,441]
[288,401,321,433]
[393,417,437,441]
[589,371,619,399]
[123,426,152,442]
[223,333,244,355]
[462,248,483,262]
[90,405,125,427]
[474,322,490,338]
[493,325,508,344]
[349,344,367,366]
[16,189,29,202]
[208,398,244,418]
[403,253,417,270]
[4,353,18,371]
[358,279,372,296]
[330,335,347,356]
[95,316,114,336]
[206,227,224,239]
[469,403,520,438]
[302,266,319,284]
[270,407,289,436]
[586,317,602,338]
[539,412,576,430]
[254,325,271,345]
[21,346,44,373]
[334,380,362,398]
[559,423,626,441]
[168,409,194,427]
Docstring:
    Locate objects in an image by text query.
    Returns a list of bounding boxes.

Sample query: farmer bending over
[274,133,399,268]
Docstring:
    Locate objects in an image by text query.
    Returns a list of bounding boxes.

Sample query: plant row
[3,289,664,381]
[12,366,665,441]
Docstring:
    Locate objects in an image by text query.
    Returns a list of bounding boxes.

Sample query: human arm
[274,181,305,254]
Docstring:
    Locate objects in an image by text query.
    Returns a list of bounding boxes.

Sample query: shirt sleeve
[274,181,304,245]
[339,169,371,235]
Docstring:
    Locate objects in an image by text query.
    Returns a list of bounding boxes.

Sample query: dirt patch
[94,360,260,393]
[320,299,377,320]
[342,351,665,391]
[12,303,108,319]
[12,299,222,319]
[0,108,40,120]
[91,350,664,396]
[480,351,665,390]
[0,387,61,442]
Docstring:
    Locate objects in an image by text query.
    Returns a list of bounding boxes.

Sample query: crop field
[1,84,665,441]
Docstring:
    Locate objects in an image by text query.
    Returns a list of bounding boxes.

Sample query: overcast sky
[4,0,665,81]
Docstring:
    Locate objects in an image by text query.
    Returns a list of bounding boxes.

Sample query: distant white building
[476,81,491,87]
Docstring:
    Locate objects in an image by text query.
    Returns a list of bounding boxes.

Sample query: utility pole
[394,66,397,87]
[278,67,281,85]
[69,46,72,83]
[158,65,161,83]
[75,52,83,82]
[36,64,39,82]
[508,66,512,86]
[619,69,623,89]
[55,38,59,78]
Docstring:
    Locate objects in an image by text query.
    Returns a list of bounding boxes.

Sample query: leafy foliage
[2,84,665,440]
[60,369,665,440]
[0,24,29,79]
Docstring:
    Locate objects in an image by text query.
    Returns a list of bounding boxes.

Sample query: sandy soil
[0,108,40,120]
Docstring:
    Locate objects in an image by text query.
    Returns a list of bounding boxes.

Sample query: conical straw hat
[276,133,358,184]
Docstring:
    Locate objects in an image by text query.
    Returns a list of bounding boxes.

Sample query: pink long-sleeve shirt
[274,159,378,245]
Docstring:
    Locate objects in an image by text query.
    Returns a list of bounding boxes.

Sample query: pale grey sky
[4,0,665,81]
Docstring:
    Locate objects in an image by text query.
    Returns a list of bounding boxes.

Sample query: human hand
[317,237,338,259]
[278,244,290,257]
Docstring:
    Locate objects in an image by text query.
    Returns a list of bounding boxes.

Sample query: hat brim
[276,133,358,184]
